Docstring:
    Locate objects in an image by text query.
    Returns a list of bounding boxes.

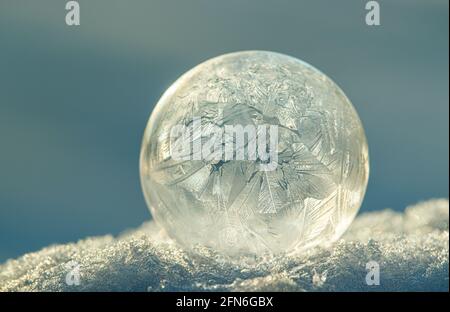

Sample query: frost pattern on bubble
[140,51,369,254]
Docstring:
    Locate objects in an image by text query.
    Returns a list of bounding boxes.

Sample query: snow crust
[1,199,448,291]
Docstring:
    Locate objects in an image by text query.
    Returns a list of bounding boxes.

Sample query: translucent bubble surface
[140,51,369,254]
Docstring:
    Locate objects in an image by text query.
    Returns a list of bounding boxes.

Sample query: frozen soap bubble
[140,51,369,255]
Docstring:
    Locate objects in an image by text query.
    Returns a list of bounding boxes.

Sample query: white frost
[0,199,448,291]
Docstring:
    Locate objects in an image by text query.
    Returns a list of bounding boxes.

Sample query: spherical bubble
[140,51,369,254]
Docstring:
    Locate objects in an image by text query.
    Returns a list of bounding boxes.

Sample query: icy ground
[1,199,448,292]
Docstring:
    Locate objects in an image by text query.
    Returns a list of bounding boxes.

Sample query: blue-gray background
[0,0,448,262]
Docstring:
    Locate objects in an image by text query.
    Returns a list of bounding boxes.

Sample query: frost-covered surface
[1,199,448,292]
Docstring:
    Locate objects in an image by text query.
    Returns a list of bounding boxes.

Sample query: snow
[0,199,448,291]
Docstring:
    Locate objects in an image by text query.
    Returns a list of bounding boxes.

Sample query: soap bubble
[140,51,369,254]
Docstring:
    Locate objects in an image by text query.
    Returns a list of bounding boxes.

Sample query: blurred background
[0,0,448,262]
